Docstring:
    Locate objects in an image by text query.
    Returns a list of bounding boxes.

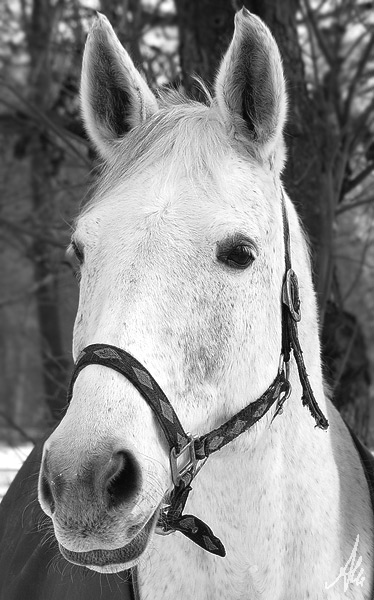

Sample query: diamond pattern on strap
[252,405,267,420]
[229,419,246,436]
[178,516,198,533]
[207,436,224,452]
[203,535,219,552]
[133,367,154,389]
[159,398,175,423]
[94,348,120,360]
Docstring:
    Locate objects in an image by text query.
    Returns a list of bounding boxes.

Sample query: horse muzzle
[38,434,165,569]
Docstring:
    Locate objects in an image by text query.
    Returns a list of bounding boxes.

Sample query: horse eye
[70,241,84,265]
[218,245,254,269]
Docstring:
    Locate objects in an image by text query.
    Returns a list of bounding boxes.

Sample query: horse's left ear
[215,8,287,168]
[80,13,158,162]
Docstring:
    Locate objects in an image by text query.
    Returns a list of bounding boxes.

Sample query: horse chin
[86,562,137,574]
[58,510,158,572]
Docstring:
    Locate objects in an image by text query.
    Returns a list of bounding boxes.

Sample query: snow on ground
[0,444,34,501]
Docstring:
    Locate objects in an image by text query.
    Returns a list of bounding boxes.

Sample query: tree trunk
[174,0,235,99]
[26,0,69,424]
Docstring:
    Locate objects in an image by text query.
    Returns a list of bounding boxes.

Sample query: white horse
[38,9,373,600]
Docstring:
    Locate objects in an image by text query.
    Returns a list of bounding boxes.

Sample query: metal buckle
[170,437,197,486]
[272,380,291,420]
[278,354,290,379]
[282,269,301,322]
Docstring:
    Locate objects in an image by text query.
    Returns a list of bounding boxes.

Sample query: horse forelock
[81,97,245,216]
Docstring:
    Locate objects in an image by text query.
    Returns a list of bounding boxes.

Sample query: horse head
[38,8,323,578]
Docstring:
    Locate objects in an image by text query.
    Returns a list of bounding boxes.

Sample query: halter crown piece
[67,192,329,558]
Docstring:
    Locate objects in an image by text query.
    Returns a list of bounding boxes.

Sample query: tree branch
[0,79,91,167]
[336,196,374,216]
[332,322,358,395]
[302,0,335,67]
[343,34,374,122]
[343,96,374,156]
[341,162,374,198]
[343,219,374,301]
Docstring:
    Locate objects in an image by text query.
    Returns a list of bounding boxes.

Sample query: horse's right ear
[80,14,158,162]
[214,9,287,168]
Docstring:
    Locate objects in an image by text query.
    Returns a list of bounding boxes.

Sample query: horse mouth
[59,511,158,569]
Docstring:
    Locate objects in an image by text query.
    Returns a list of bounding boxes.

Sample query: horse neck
[138,358,341,599]
[138,389,343,600]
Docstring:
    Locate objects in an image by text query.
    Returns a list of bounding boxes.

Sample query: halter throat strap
[66,192,328,558]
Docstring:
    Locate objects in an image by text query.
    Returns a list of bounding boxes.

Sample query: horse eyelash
[66,244,83,281]
[67,240,84,265]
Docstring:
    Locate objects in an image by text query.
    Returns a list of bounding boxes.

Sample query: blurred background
[0,0,373,486]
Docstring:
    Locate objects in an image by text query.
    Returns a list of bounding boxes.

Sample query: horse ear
[215,8,287,167]
[80,13,158,162]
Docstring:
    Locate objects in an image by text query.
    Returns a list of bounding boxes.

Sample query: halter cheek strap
[66,193,328,558]
[280,199,329,430]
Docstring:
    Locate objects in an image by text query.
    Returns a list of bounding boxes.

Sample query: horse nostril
[106,450,141,508]
[40,475,55,514]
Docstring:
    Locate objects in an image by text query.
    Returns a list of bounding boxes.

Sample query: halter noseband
[66,192,328,558]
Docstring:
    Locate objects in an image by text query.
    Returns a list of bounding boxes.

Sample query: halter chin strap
[66,192,328,558]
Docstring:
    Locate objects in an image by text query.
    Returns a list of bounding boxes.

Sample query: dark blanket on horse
[0,437,135,600]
